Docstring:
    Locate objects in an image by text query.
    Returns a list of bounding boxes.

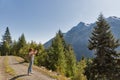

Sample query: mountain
[44,16,120,60]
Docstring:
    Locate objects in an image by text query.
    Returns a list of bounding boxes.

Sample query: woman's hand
[34,50,38,54]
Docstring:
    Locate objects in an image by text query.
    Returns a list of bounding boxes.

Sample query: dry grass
[4,56,16,76]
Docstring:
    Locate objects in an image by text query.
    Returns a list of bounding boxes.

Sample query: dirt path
[0,56,11,80]
[0,56,6,80]
[8,56,55,80]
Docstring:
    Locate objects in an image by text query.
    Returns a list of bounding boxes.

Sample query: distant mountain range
[44,16,120,60]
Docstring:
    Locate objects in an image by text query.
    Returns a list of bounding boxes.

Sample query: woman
[27,48,37,75]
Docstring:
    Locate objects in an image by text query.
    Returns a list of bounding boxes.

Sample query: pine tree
[53,30,66,75]
[65,44,77,78]
[47,30,67,75]
[1,27,12,55]
[29,41,37,48]
[88,14,120,80]
[18,33,26,48]
[2,27,12,44]
[11,40,17,55]
[1,41,9,55]
[74,58,87,80]
[34,43,47,66]
[16,33,27,56]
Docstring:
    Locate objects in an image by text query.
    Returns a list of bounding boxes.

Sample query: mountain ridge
[44,16,120,60]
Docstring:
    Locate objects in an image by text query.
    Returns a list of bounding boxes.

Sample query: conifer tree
[2,27,12,44]
[29,41,37,48]
[47,30,78,78]
[18,33,26,48]
[88,14,120,79]
[1,27,12,55]
[11,40,17,55]
[47,30,67,75]
[34,43,47,66]
[1,40,9,55]
[74,58,87,80]
[53,30,66,75]
[16,33,27,56]
[46,46,55,70]
[65,44,77,78]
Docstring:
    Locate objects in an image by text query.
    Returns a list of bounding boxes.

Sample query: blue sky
[0,0,120,44]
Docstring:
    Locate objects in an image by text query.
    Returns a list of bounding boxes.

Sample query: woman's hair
[29,48,33,52]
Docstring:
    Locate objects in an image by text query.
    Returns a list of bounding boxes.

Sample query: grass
[4,56,16,76]
[15,56,69,80]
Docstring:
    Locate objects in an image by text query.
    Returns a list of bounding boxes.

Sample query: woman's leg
[28,60,32,75]
[30,59,34,73]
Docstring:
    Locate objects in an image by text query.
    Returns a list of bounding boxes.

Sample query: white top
[29,52,35,61]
